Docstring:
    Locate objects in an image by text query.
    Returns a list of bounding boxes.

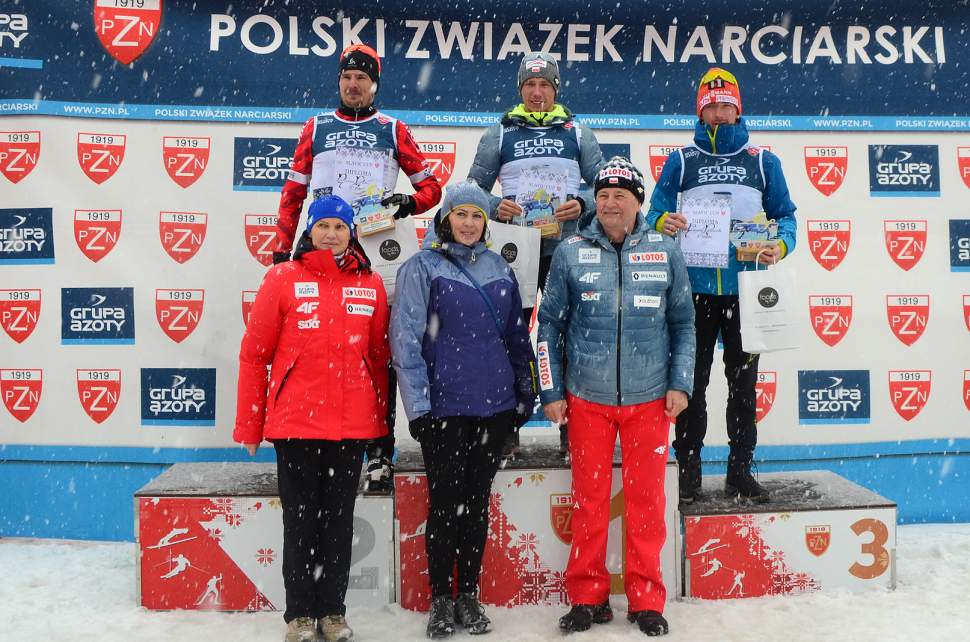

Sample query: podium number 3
[848,518,890,579]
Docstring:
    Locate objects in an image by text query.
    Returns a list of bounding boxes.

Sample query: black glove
[382,193,417,219]
[272,251,290,265]
[409,414,433,441]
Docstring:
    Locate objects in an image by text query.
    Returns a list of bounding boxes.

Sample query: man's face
[701,102,739,127]
[520,78,556,112]
[339,70,375,109]
[596,187,640,241]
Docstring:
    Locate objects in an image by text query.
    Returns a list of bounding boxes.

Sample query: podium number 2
[848,518,890,579]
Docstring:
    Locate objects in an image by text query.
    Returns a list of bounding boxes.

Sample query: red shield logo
[417,141,456,184]
[94,0,162,65]
[964,295,970,333]
[807,220,851,271]
[886,295,929,346]
[808,295,853,347]
[804,147,848,197]
[162,136,210,188]
[0,130,41,184]
[958,147,970,190]
[550,493,574,544]
[964,371,970,412]
[648,145,682,182]
[77,133,126,184]
[74,209,122,263]
[242,290,257,326]
[755,371,776,423]
[1,369,42,423]
[884,220,927,271]
[889,370,931,421]
[155,289,204,343]
[159,211,207,263]
[244,213,279,266]
[0,289,41,344]
[76,369,121,424]
[805,525,831,557]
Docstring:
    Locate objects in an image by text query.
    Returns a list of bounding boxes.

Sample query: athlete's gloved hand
[382,193,417,219]
[272,251,291,264]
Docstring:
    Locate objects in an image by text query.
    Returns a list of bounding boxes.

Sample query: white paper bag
[738,263,800,353]
[486,220,542,308]
[357,217,418,305]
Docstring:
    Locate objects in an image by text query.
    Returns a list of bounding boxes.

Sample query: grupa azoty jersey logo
[61,287,135,344]
[798,370,870,425]
[233,137,296,191]
[0,207,54,264]
[141,368,216,426]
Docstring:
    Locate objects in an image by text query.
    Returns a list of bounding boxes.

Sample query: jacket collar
[581,213,649,251]
[502,103,572,127]
[432,240,489,263]
[297,247,363,277]
[693,117,750,155]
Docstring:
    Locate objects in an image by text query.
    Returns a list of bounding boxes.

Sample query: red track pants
[565,393,669,613]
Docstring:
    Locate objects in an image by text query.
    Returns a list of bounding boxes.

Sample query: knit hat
[517,51,560,94]
[338,44,381,88]
[307,195,355,233]
[594,157,646,204]
[696,67,741,118]
[436,181,492,234]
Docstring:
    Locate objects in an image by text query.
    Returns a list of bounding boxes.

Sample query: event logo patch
[804,146,847,196]
[884,220,926,271]
[140,367,215,426]
[886,295,929,346]
[418,141,457,185]
[798,370,870,425]
[76,369,121,424]
[868,145,939,197]
[74,209,121,262]
[0,289,40,343]
[755,371,776,423]
[159,211,206,263]
[242,290,257,326]
[244,213,278,266]
[805,525,831,557]
[61,287,135,345]
[0,207,54,264]
[94,0,162,65]
[809,295,852,347]
[648,145,682,183]
[77,133,126,184]
[807,220,850,271]
[888,370,931,422]
[958,147,970,190]
[162,136,209,188]
[951,220,970,272]
[155,289,204,343]
[232,137,296,191]
[550,493,573,544]
[1,368,41,423]
[0,130,40,183]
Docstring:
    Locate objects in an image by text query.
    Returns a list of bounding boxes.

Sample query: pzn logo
[74,210,122,263]
[162,137,210,188]
[0,289,41,343]
[155,289,204,343]
[77,369,121,424]
[0,131,40,183]
[93,0,162,65]
[1,369,41,422]
[77,133,126,184]
[244,213,278,266]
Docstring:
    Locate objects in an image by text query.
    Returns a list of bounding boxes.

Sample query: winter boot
[558,600,613,633]
[426,595,456,639]
[627,610,669,636]
[677,451,702,504]
[364,456,393,495]
[319,615,354,642]
[284,617,318,642]
[454,592,491,635]
[724,454,769,503]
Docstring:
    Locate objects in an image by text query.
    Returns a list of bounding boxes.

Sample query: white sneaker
[285,617,318,642]
[319,615,354,642]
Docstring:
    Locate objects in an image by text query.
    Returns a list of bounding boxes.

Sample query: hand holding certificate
[679,194,731,268]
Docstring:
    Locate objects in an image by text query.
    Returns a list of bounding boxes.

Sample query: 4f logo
[809,295,853,347]
[77,133,126,184]
[244,213,278,266]
[957,147,970,190]
[0,130,40,183]
[807,220,850,271]
[0,289,41,343]
[889,370,931,421]
[417,141,456,184]
[884,221,927,271]
[242,290,257,326]
[648,145,682,182]
[886,295,930,346]
[94,0,162,65]
[74,210,122,262]
[77,369,121,424]
[1,369,41,423]
[804,147,847,197]
[159,211,206,263]
[162,137,210,188]
[755,371,776,423]
[155,289,204,343]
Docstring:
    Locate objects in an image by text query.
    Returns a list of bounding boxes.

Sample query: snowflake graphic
[255,548,276,566]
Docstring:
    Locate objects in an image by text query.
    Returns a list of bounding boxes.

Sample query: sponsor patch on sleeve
[648,233,663,242]
[566,235,583,244]
[295,282,319,298]
[342,287,377,301]
[346,303,374,316]
[578,248,601,264]
[537,341,554,391]
[634,295,662,308]
[629,251,667,264]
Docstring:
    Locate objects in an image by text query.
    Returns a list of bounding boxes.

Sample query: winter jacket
[537,213,696,407]
[646,118,797,295]
[391,241,537,422]
[467,104,604,256]
[234,246,390,443]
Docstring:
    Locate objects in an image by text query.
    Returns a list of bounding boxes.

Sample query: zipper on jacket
[615,245,623,405]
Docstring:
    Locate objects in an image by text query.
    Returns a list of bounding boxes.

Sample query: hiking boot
[454,592,490,635]
[677,452,702,504]
[725,457,769,503]
[627,610,669,636]
[364,456,393,495]
[426,595,456,639]
[285,617,318,642]
[558,600,613,633]
[318,615,353,642]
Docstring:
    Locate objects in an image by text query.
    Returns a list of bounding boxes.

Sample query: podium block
[680,471,896,599]
[135,462,394,611]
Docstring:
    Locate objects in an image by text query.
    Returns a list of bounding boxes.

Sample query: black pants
[420,413,511,596]
[275,438,365,621]
[673,294,760,462]
[365,366,396,461]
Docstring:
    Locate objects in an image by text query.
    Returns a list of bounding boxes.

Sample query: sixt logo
[0,208,54,264]
[869,145,939,196]
[61,287,134,345]
[950,220,970,272]
[233,137,297,191]
[0,13,28,48]
[798,370,870,425]
[141,368,216,426]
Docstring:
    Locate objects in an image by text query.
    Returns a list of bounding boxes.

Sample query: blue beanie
[440,181,492,222]
[307,195,355,233]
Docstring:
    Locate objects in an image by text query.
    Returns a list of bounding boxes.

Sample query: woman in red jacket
[235,195,390,642]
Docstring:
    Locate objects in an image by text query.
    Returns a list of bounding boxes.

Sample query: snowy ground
[2,523,968,642]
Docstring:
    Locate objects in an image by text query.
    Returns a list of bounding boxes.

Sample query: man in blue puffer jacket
[539,157,695,637]
[646,67,797,504]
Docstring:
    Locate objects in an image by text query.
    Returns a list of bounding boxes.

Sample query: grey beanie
[441,181,493,220]
[517,51,561,94]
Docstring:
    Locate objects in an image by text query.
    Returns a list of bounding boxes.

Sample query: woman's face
[447,206,486,246]
[310,218,351,255]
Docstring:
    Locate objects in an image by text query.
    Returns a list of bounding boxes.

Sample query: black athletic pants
[365,366,396,462]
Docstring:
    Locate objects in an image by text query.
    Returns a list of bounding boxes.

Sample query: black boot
[364,456,393,495]
[724,453,769,503]
[558,600,612,633]
[426,595,456,639]
[453,593,490,635]
[627,610,669,636]
[677,451,702,504]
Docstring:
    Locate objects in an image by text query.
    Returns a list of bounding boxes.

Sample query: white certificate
[680,194,731,268]
[515,166,567,239]
[357,217,419,305]
[333,147,388,215]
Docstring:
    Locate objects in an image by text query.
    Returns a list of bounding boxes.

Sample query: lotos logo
[241,290,257,326]
[162,137,210,188]
[886,295,929,346]
[1,368,41,423]
[951,220,970,272]
[61,287,135,345]
[757,287,779,308]
[550,493,573,544]
[798,370,870,425]
[536,340,553,391]
[958,147,970,190]
[418,141,457,185]
[809,295,852,347]
[244,213,279,266]
[0,12,28,49]
[755,371,776,423]
[884,220,927,271]
[805,525,831,557]
[0,289,40,343]
[868,145,939,197]
[140,368,216,426]
[232,137,296,191]
[0,207,54,264]
[888,370,931,422]
[94,0,162,65]
[76,369,121,424]
[159,211,206,263]
[155,289,204,343]
[629,251,667,264]
[0,130,40,183]
[648,145,682,182]
[807,220,850,271]
[77,133,126,184]
[74,209,122,263]
[804,147,847,197]
[964,370,970,412]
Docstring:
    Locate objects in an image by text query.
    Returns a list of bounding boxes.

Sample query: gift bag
[486,220,542,308]
[738,261,800,353]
